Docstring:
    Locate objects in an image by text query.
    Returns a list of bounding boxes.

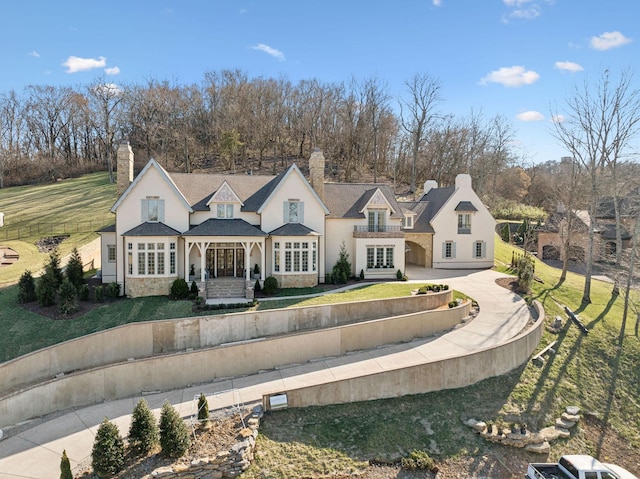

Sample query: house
[399,176,496,269]
[98,143,495,298]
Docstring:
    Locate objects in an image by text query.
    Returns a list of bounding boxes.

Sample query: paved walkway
[0,268,533,479]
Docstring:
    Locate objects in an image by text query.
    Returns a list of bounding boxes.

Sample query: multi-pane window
[107,244,116,262]
[367,246,394,268]
[474,241,485,259]
[457,214,471,234]
[216,204,234,218]
[133,241,174,275]
[275,240,316,272]
[368,210,386,232]
[444,241,454,259]
[402,216,413,229]
[169,242,176,274]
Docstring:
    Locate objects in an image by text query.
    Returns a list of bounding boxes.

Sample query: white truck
[526,454,638,479]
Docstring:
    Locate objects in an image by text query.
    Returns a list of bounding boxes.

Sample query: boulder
[526,441,550,454]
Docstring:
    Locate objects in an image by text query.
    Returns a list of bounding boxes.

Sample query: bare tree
[399,73,442,195]
[552,69,640,303]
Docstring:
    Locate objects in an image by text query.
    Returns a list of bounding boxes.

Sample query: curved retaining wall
[0,296,465,428]
[0,291,451,396]
[281,300,545,408]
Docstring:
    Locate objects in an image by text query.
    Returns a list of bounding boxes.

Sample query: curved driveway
[0,268,532,479]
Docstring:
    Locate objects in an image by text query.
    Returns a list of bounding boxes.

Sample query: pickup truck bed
[527,464,571,479]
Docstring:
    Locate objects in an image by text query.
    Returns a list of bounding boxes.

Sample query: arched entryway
[542,245,560,260]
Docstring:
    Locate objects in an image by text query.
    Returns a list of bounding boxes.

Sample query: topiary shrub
[159,400,191,458]
[94,285,104,303]
[190,281,199,297]
[128,398,159,455]
[171,278,190,299]
[197,393,210,423]
[18,270,37,303]
[359,269,365,280]
[448,300,458,308]
[254,278,261,293]
[65,247,84,289]
[263,276,278,295]
[396,269,403,280]
[91,418,125,477]
[60,449,73,479]
[58,278,79,316]
[106,282,120,300]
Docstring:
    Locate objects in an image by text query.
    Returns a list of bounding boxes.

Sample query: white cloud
[507,6,540,20]
[503,0,533,5]
[516,111,544,122]
[480,66,540,87]
[251,44,285,61]
[551,114,565,123]
[105,66,120,75]
[432,0,442,6]
[93,83,122,96]
[28,51,40,58]
[590,31,632,50]
[62,56,107,73]
[554,61,583,72]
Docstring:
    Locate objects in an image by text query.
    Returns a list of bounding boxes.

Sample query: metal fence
[0,217,113,242]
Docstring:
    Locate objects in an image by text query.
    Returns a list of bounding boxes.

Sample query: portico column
[260,240,265,281]
[199,241,206,282]
[244,242,251,281]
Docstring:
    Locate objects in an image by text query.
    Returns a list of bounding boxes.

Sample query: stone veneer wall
[404,232,433,268]
[125,276,175,298]
[272,273,318,288]
[147,406,263,479]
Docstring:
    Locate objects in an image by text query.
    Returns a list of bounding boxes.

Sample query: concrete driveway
[0,267,533,479]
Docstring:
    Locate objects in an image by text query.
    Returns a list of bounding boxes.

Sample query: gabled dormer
[206,181,243,219]
[360,188,396,233]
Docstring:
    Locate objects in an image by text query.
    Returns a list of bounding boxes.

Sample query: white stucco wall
[431,176,495,269]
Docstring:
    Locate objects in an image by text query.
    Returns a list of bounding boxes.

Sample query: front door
[213,248,244,277]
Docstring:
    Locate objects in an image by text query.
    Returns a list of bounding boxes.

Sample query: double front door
[206,247,244,277]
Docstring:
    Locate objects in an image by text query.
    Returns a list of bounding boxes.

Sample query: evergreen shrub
[159,401,191,458]
[171,278,189,299]
[91,418,125,477]
[128,398,159,455]
[18,270,36,303]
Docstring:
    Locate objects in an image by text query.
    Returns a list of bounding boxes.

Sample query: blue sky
[1,0,638,165]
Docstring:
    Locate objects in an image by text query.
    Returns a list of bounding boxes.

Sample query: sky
[0,0,638,165]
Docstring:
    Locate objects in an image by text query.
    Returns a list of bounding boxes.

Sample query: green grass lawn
[0,172,116,286]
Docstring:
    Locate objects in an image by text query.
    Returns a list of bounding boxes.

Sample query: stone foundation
[125,277,175,298]
[272,273,317,288]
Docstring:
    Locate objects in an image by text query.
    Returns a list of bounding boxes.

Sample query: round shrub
[94,285,104,303]
[78,283,90,301]
[106,282,120,299]
[448,300,458,308]
[159,401,191,458]
[401,450,436,471]
[91,418,125,477]
[263,276,278,295]
[129,398,159,455]
[171,278,190,299]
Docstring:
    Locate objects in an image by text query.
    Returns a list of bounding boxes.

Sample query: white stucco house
[98,143,495,298]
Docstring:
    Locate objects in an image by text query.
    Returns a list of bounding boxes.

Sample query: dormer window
[368,209,386,232]
[217,203,234,219]
[402,215,414,229]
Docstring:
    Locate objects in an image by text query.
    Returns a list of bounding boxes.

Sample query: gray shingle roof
[123,222,182,236]
[455,201,478,212]
[269,223,319,236]
[97,224,116,233]
[399,185,455,233]
[323,183,404,219]
[182,218,267,237]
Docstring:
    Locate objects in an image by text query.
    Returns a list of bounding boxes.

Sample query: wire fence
[0,217,113,242]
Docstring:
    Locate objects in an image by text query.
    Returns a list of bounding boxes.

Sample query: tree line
[0,70,520,197]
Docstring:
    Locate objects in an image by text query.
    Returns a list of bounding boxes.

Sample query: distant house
[537,197,635,262]
[98,144,495,298]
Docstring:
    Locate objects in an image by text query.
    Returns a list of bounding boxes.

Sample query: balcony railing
[458,227,471,235]
[354,225,402,233]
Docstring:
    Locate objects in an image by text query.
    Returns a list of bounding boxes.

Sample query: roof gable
[360,187,396,214]
[206,181,243,207]
[256,164,329,215]
[111,158,192,214]
[324,183,404,219]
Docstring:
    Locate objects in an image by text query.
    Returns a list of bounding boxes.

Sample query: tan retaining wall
[0,300,467,428]
[0,291,451,396]
[279,301,544,408]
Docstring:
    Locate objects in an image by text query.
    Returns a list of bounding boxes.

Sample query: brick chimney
[309,148,325,202]
[117,143,134,196]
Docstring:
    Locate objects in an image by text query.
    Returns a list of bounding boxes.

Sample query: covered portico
[182,219,268,283]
